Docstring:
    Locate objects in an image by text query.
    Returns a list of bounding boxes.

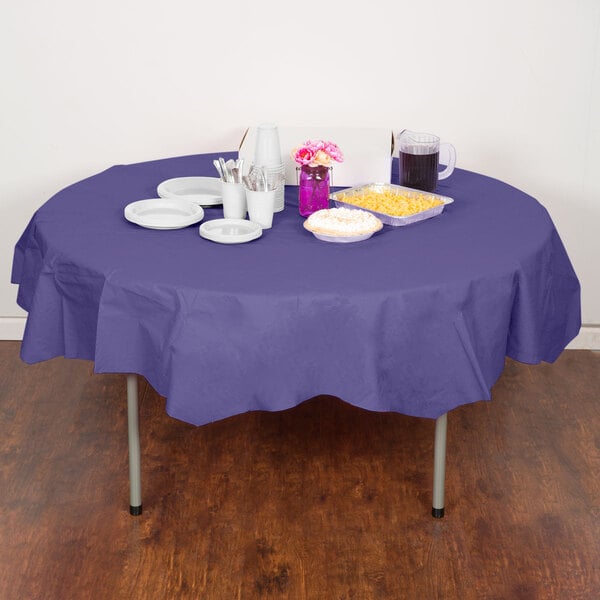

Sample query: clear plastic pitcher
[398,130,456,192]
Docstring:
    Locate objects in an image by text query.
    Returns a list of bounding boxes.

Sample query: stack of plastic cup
[253,123,285,212]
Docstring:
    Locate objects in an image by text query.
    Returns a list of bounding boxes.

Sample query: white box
[238,126,394,187]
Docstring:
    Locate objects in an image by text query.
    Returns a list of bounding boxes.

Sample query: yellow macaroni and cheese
[336,188,444,217]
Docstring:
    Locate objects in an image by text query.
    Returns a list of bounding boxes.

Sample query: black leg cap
[432,507,445,518]
[130,504,143,516]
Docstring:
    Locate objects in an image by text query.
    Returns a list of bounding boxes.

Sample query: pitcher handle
[438,143,456,180]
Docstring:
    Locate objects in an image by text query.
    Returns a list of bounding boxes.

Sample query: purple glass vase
[298,165,331,216]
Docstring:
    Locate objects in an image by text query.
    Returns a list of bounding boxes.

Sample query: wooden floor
[0,342,599,599]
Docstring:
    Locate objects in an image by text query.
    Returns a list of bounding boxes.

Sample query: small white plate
[157,176,222,206]
[124,198,204,230]
[310,231,376,243]
[199,219,262,244]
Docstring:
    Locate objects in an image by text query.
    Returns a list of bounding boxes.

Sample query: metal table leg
[127,374,142,516]
[432,412,448,518]
[125,373,446,518]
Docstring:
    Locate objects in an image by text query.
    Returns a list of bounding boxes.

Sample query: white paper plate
[157,176,222,206]
[199,219,262,244]
[124,198,204,230]
[310,231,376,243]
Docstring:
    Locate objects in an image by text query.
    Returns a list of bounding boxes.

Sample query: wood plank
[0,342,598,599]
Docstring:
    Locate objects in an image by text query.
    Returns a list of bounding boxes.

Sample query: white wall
[2,1,599,345]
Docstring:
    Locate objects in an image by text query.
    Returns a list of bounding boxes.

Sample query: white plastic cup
[247,162,285,212]
[254,123,283,167]
[221,181,246,219]
[246,189,276,229]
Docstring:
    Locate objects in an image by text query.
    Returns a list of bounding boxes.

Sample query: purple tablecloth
[12,153,581,426]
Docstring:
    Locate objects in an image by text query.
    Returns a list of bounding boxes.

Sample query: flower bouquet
[292,140,344,216]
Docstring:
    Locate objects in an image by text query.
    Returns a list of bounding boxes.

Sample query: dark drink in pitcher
[400,151,439,192]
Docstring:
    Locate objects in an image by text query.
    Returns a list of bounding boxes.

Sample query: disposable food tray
[331,183,454,227]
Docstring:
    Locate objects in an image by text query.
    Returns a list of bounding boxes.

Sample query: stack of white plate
[124,198,204,230]
[199,219,262,244]
[156,177,222,207]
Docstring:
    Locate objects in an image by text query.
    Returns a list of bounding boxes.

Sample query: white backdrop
[2,0,599,346]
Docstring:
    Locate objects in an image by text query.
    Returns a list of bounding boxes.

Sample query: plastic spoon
[213,159,224,181]
[260,167,268,191]
[219,157,230,183]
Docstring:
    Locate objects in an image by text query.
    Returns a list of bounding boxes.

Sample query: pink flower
[312,150,332,166]
[323,141,344,162]
[292,139,344,166]
[292,146,316,165]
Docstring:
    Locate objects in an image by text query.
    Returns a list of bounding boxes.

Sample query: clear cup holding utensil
[221,181,247,219]
[246,188,276,229]
[397,130,456,192]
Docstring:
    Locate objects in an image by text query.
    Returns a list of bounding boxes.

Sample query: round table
[12,152,581,516]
